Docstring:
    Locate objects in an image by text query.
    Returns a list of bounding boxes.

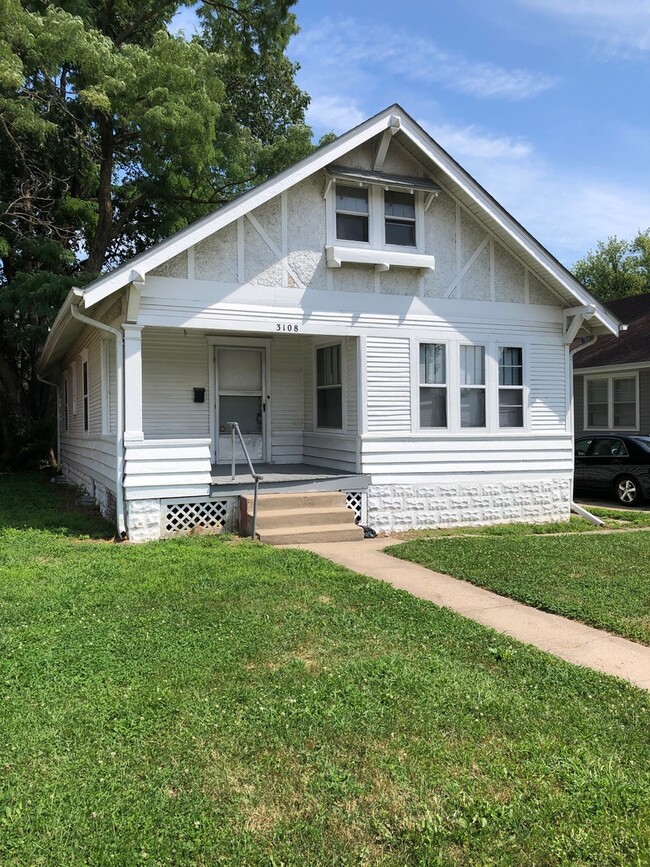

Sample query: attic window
[336,185,369,242]
[385,190,416,247]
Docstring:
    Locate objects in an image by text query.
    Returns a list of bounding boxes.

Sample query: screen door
[216,347,265,463]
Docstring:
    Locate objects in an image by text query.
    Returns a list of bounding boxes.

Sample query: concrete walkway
[292,537,650,691]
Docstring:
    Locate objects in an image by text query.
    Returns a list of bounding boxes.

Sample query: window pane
[586,378,608,427]
[385,220,416,246]
[420,344,446,384]
[336,213,368,242]
[420,387,447,427]
[588,406,608,427]
[336,185,368,214]
[613,401,635,427]
[384,191,415,219]
[317,345,341,387]
[218,349,262,391]
[499,347,522,386]
[220,395,262,435]
[460,346,485,385]
[317,388,342,428]
[499,389,523,427]
[587,379,607,403]
[461,388,486,427]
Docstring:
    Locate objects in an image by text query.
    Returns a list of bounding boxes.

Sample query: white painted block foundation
[366,479,571,534]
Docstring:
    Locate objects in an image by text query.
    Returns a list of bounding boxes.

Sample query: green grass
[1,474,649,865]
[388,532,650,646]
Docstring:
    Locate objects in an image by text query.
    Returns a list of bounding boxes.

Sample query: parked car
[574,434,650,505]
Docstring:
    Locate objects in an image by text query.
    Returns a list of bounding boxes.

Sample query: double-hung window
[63,375,69,432]
[498,347,524,427]
[419,344,447,428]
[585,375,638,430]
[316,344,343,429]
[82,357,89,432]
[460,345,486,428]
[336,186,369,243]
[384,191,416,246]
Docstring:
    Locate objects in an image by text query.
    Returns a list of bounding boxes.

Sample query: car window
[575,438,593,456]
[632,436,650,453]
[593,438,628,457]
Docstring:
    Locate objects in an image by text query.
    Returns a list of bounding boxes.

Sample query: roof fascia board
[37,286,82,375]
[82,110,399,309]
[574,361,650,375]
[397,117,620,336]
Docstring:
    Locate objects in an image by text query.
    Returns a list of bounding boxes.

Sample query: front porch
[210,462,370,495]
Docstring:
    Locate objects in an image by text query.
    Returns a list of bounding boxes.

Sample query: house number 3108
[276,323,299,332]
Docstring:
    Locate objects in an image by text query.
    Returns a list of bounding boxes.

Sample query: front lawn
[0,474,649,864]
[388,532,650,645]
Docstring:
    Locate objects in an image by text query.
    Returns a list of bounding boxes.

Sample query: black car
[574,434,650,506]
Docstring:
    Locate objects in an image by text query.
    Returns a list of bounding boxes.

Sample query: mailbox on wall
[193,388,206,403]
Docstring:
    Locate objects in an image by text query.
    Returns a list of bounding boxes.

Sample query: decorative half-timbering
[39,105,621,542]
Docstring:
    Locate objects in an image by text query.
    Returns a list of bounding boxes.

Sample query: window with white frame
[460,345,486,428]
[63,374,69,432]
[316,344,342,429]
[71,362,77,416]
[334,183,419,249]
[336,185,369,243]
[585,375,638,430]
[82,356,89,432]
[498,347,524,427]
[419,343,447,428]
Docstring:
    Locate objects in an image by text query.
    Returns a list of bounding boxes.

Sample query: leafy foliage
[573,228,650,301]
[0,0,313,461]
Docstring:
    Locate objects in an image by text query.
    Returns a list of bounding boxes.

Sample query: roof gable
[74,104,619,336]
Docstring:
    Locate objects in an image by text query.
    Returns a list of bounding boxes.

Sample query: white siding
[270,334,303,463]
[124,439,212,499]
[529,343,567,430]
[142,328,210,439]
[59,437,117,496]
[366,337,411,432]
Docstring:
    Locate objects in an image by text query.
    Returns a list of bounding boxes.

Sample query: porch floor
[210,463,370,495]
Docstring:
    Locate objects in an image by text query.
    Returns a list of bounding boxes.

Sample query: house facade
[574,292,650,438]
[38,105,620,542]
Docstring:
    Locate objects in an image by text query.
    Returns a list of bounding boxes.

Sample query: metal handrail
[227,422,263,539]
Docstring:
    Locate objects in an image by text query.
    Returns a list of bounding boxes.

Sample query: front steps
[241,491,364,545]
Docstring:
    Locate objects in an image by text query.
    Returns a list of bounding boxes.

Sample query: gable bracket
[563,305,595,344]
[125,270,145,323]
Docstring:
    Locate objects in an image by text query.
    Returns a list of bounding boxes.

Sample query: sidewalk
[292,537,650,691]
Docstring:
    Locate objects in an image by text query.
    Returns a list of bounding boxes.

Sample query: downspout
[70,300,127,539]
[36,373,61,467]
[569,334,603,526]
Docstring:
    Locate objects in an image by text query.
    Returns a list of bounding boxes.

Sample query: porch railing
[227,422,264,539]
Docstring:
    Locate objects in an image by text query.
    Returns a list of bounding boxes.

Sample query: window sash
[585,376,637,430]
[316,345,343,429]
[498,347,524,427]
[419,343,447,428]
[82,361,89,432]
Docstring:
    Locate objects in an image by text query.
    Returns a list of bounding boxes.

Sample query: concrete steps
[241,491,364,545]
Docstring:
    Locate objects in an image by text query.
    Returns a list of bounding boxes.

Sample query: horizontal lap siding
[366,337,411,431]
[142,328,210,439]
[60,437,117,491]
[361,435,573,482]
[124,439,212,498]
[303,433,357,471]
[271,335,303,463]
[529,343,566,430]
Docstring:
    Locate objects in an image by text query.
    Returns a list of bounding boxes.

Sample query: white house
[38,105,621,542]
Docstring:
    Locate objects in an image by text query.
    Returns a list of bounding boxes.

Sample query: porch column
[123,323,144,442]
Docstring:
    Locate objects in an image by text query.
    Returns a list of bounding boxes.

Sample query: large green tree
[0,0,313,462]
[572,228,650,302]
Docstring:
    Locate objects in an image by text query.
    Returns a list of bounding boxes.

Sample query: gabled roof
[574,293,650,369]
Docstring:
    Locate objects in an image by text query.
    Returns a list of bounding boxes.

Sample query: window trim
[81,349,89,433]
[63,373,69,433]
[314,340,346,433]
[583,373,639,432]
[100,337,111,436]
[416,341,448,431]
[459,344,487,430]
[497,345,525,429]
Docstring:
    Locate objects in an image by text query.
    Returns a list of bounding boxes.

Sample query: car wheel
[614,475,643,506]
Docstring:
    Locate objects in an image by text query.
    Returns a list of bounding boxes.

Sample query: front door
[215,347,265,464]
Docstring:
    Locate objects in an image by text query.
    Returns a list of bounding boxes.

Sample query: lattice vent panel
[345,492,366,524]
[163,500,228,537]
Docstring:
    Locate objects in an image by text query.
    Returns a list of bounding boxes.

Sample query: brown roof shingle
[574,292,650,368]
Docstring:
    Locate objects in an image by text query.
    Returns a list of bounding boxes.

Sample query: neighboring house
[38,104,620,542]
[574,292,650,437]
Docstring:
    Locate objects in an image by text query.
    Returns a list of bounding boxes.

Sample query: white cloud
[293,18,558,104]
[513,0,650,55]
[426,123,533,161]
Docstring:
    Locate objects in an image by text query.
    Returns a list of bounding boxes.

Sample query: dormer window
[336,185,369,242]
[326,166,438,272]
[384,190,416,247]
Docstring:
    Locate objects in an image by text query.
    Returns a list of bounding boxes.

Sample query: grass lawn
[387,529,650,647]
[0,474,649,865]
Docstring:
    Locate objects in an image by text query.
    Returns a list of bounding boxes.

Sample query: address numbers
[276,323,299,332]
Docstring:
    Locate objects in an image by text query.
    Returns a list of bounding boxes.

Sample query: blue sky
[173,0,650,268]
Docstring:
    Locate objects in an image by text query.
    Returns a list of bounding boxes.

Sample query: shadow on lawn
[0,471,116,539]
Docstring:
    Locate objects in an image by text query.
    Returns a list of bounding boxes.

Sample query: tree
[572,229,650,302]
[0,0,313,463]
